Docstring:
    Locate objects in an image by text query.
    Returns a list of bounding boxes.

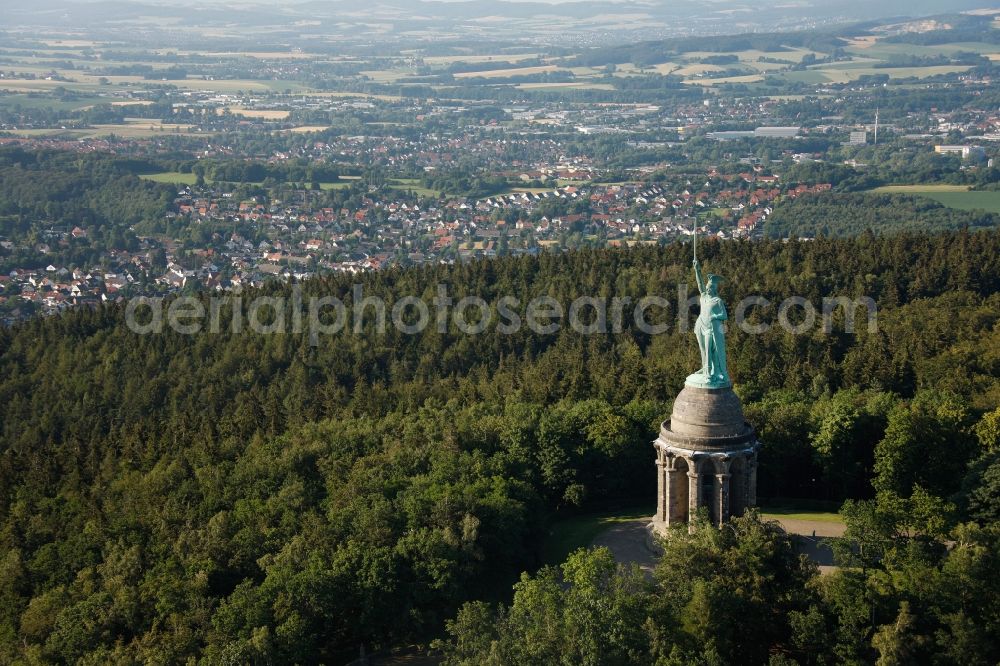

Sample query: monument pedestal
[650,384,759,534]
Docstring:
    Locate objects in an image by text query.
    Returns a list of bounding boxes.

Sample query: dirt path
[592,516,845,574]
[590,518,659,574]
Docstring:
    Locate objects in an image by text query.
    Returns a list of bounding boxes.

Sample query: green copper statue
[685,225,731,389]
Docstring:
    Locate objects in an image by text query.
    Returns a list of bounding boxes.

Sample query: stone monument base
[652,385,759,528]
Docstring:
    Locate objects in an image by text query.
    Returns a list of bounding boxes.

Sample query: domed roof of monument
[658,385,755,450]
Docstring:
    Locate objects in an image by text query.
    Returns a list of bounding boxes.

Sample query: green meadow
[872,186,1000,214]
[140,171,201,185]
[922,191,1000,214]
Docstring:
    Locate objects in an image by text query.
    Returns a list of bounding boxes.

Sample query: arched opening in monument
[701,467,716,524]
[671,457,690,524]
[730,457,746,518]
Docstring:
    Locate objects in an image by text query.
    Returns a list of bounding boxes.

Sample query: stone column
[665,461,680,526]
[655,455,666,523]
[741,453,752,514]
[687,470,700,525]
[715,473,730,526]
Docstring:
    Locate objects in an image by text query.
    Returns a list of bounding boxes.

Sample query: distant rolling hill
[2,0,995,43]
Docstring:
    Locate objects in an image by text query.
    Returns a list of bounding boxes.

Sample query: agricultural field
[285,125,333,133]
[844,40,1000,59]
[0,22,994,118]
[141,171,200,185]
[808,64,973,84]
[306,91,402,101]
[873,185,972,192]
[359,69,414,83]
[1,74,312,95]
[516,82,615,91]
[168,51,319,60]
[0,93,111,112]
[224,108,291,120]
[6,119,202,139]
[422,53,539,65]
[686,74,764,86]
[453,65,560,79]
[921,192,1000,213]
[684,47,822,63]
[141,171,356,190]
[671,63,726,77]
[647,62,681,75]
[871,186,1000,214]
[593,38,994,86]
[387,178,441,197]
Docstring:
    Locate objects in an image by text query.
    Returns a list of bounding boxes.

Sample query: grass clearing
[759,508,843,523]
[873,184,972,193]
[922,191,1000,214]
[541,506,651,566]
[542,502,846,566]
[869,185,1000,214]
[758,500,844,524]
[388,179,441,197]
[141,171,200,185]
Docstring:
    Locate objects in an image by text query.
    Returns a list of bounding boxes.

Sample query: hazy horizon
[2,0,995,46]
[2,0,993,6]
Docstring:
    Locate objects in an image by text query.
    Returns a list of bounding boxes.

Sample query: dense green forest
[0,149,175,270]
[0,232,998,662]
[437,500,1000,665]
[0,149,174,234]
